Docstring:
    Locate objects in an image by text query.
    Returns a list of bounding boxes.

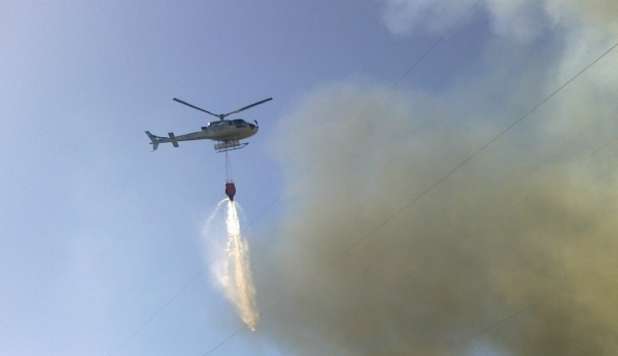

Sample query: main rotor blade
[222,97,273,118]
[173,98,221,118]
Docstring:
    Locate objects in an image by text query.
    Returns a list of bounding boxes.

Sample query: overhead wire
[200,328,244,356]
[198,39,618,355]
[107,8,469,355]
[346,40,618,254]
[109,6,618,356]
[195,9,491,356]
[106,270,201,356]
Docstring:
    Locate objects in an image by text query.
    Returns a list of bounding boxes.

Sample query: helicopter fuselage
[145,118,258,151]
[196,119,258,141]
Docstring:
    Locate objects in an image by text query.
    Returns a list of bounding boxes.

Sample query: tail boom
[145,130,210,151]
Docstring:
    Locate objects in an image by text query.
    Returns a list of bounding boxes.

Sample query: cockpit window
[208,119,245,127]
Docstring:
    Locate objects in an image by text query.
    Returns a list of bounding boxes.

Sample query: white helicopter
[145,97,272,152]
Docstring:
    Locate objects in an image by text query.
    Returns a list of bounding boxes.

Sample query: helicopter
[145,97,272,152]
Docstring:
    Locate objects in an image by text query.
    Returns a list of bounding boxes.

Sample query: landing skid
[215,140,249,153]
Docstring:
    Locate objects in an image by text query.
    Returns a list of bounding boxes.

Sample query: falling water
[208,199,259,331]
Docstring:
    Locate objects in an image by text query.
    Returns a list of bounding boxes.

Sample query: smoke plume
[253,1,618,355]
[382,0,618,40]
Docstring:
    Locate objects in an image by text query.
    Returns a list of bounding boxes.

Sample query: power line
[108,9,467,355]
[346,40,618,254]
[199,40,618,355]
[390,0,482,90]
[201,328,244,356]
[106,270,201,356]
[112,6,617,355]
[239,2,486,223]
[455,305,531,348]
[391,36,447,89]
[196,14,492,356]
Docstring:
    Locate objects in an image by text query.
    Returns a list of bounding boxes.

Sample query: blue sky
[2,1,617,355]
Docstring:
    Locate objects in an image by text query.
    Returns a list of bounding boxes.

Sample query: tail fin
[145,131,160,151]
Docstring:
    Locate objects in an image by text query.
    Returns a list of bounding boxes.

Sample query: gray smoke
[382,0,618,40]
[251,2,618,355]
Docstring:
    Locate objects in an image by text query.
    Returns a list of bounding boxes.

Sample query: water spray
[201,152,257,331]
[222,199,258,330]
